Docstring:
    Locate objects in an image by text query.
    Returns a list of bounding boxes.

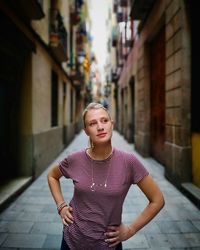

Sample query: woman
[47,102,165,250]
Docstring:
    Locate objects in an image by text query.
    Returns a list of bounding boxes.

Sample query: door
[150,27,166,165]
[0,12,32,181]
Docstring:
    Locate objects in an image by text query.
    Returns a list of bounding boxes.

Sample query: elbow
[47,169,52,181]
[47,171,52,185]
[151,192,165,213]
[47,170,52,180]
[161,195,165,208]
[158,193,165,211]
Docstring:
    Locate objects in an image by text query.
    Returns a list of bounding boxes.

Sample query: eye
[102,118,108,123]
[89,121,97,127]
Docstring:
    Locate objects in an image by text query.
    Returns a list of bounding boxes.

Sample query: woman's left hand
[105,224,133,247]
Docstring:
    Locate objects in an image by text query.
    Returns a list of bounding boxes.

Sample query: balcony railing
[70,69,84,87]
[120,0,128,7]
[117,11,128,22]
[69,0,83,26]
[130,0,155,20]
[70,11,81,25]
[50,33,68,62]
[125,39,134,48]
[49,9,68,63]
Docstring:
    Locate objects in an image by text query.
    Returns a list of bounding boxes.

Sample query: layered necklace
[88,148,113,192]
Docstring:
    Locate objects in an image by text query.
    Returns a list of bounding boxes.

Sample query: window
[51,71,58,127]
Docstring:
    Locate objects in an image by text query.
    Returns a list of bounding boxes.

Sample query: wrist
[56,201,65,208]
[58,204,68,215]
[57,201,68,214]
[127,224,136,237]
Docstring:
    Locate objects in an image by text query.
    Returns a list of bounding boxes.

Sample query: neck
[89,144,113,160]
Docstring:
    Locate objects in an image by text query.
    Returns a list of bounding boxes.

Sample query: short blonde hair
[82,102,111,128]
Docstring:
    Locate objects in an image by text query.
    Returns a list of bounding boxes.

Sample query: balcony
[117,12,128,23]
[70,11,81,26]
[49,9,68,63]
[117,58,124,69]
[120,0,128,7]
[69,1,82,26]
[70,69,84,87]
[50,32,68,63]
[112,71,118,83]
[130,0,155,20]
[112,26,119,47]
[7,0,45,20]
[125,38,134,48]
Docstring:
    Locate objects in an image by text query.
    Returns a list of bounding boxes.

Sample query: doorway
[0,12,31,182]
[150,27,166,165]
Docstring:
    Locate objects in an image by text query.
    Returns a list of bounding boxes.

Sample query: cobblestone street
[0,130,200,250]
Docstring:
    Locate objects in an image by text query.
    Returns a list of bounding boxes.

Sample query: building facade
[109,0,200,206]
[0,0,91,204]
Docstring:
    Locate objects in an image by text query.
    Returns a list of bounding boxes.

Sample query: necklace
[89,149,113,192]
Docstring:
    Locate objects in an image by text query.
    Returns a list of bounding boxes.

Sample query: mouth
[97,133,107,138]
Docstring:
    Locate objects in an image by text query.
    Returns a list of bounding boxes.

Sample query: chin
[98,138,111,144]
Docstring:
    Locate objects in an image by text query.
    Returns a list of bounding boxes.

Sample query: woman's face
[84,108,113,145]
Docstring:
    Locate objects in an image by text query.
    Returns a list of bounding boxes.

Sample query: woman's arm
[47,164,65,205]
[47,165,73,225]
[105,175,165,247]
[128,174,165,234]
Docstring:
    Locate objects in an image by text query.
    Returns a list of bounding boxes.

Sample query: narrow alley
[0,130,200,250]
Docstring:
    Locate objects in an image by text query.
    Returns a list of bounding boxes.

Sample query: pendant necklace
[89,150,113,192]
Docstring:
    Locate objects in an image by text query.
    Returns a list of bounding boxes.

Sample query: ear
[84,127,89,136]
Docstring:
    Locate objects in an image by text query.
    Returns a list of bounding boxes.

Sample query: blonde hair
[82,102,111,128]
[82,102,111,148]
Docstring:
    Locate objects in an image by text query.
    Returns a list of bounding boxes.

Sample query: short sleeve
[128,153,149,184]
[59,156,70,178]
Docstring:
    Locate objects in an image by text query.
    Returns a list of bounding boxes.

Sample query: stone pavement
[0,130,200,250]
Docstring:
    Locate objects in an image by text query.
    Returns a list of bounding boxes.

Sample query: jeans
[60,236,70,250]
[60,237,123,250]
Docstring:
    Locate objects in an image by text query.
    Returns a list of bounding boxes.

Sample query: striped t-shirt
[59,148,149,250]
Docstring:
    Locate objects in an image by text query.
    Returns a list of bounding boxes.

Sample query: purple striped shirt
[59,148,149,250]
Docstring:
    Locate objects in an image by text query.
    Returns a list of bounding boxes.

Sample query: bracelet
[57,201,66,210]
[57,202,68,214]
[58,204,68,215]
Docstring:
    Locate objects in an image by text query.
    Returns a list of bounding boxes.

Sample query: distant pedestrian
[47,102,165,250]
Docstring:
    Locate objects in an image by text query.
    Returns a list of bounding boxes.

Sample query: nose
[97,122,104,131]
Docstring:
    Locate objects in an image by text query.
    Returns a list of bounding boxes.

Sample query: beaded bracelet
[58,204,68,215]
[57,201,66,210]
[57,201,68,215]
